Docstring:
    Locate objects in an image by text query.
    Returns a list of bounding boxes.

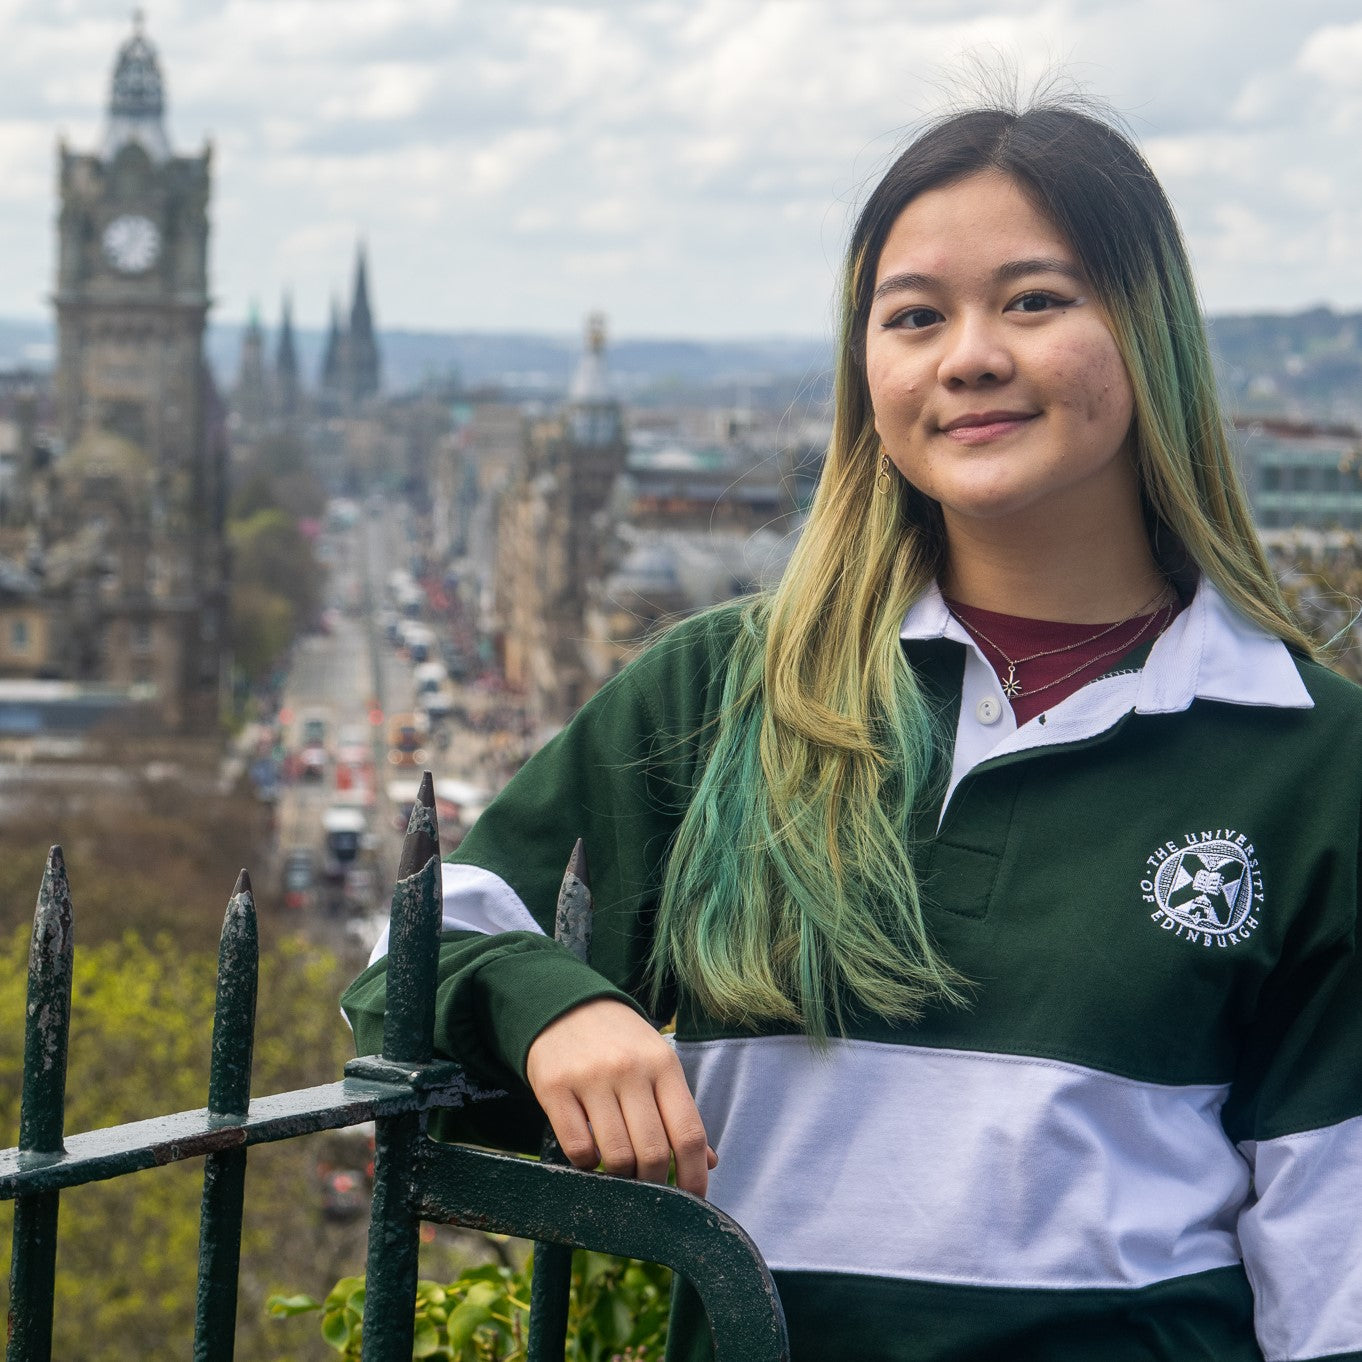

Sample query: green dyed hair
[649,100,1313,1040]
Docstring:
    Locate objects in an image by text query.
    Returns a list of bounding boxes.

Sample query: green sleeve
[339,608,737,1147]
[1221,829,1362,1144]
[341,930,642,1152]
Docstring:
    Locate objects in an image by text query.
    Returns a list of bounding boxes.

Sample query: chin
[936,486,1051,524]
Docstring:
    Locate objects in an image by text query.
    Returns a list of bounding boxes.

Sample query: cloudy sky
[2,0,1361,340]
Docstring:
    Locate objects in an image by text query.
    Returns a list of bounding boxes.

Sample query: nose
[937,313,1015,388]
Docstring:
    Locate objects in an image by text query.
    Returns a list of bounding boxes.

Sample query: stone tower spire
[320,294,344,398]
[346,242,381,402]
[275,290,299,417]
[567,311,622,447]
[102,10,172,162]
[52,12,224,733]
[235,302,268,428]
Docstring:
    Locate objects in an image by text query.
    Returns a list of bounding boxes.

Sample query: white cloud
[0,122,53,203]
[1295,20,1362,86]
[0,0,1357,333]
[467,128,562,196]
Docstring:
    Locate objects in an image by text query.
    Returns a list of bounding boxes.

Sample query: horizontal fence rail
[1,769,789,1362]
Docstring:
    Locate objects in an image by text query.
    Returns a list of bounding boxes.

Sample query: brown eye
[885,306,942,331]
[1010,291,1069,314]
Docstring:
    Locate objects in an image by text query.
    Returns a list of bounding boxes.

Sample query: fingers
[538,1088,600,1172]
[525,998,715,1197]
[655,1064,713,1197]
[613,1076,675,1184]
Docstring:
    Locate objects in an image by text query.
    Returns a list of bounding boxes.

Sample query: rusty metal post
[527,839,592,1362]
[360,772,442,1362]
[7,847,74,1362]
[192,870,259,1362]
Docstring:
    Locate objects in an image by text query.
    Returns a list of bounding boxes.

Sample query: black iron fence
[1,772,789,1362]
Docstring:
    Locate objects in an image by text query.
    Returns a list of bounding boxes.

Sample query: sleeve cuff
[441,936,650,1087]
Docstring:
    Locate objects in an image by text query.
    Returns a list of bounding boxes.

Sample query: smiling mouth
[940,414,1038,443]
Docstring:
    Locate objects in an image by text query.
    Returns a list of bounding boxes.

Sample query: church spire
[235,302,268,429]
[102,11,171,162]
[346,242,380,403]
[350,243,373,335]
[320,295,344,396]
[275,291,299,418]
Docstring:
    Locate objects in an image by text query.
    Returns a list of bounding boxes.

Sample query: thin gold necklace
[950,584,1175,700]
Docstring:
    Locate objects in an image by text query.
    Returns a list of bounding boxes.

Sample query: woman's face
[864,170,1137,537]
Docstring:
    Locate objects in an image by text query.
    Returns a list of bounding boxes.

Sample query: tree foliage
[228,506,325,686]
[270,1252,671,1362]
[0,781,363,1361]
[0,925,358,1361]
[1273,536,1362,683]
[231,432,326,521]
[0,785,267,953]
[224,428,328,690]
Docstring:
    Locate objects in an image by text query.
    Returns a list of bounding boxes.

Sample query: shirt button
[976,697,1003,725]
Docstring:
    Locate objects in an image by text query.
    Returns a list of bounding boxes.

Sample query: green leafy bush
[0,925,357,1361]
[269,1250,670,1361]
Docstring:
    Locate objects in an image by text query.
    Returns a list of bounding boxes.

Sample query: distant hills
[1,307,1359,421]
[1208,307,1362,425]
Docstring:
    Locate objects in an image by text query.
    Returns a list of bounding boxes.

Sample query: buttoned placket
[899,578,1314,832]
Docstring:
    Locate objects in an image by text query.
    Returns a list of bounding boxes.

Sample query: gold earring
[876,452,893,496]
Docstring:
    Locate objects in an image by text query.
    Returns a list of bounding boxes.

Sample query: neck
[938,497,1165,624]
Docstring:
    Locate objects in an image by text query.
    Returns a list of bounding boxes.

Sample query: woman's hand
[525,997,717,1198]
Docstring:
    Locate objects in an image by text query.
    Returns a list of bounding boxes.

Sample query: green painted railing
[1,771,789,1362]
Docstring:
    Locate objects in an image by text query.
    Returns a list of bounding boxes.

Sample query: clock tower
[50,16,226,732]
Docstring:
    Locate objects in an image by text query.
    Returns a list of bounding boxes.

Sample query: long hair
[650,100,1312,1040]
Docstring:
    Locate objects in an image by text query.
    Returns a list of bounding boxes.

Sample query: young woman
[344,102,1362,1361]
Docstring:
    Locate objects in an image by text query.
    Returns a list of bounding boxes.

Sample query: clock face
[102,214,161,274]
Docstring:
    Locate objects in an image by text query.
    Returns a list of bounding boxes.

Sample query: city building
[22,15,228,730]
[494,314,629,725]
[1236,417,1362,535]
[485,316,807,729]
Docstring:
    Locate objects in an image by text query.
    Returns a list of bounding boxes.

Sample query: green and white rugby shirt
[343,578,1362,1362]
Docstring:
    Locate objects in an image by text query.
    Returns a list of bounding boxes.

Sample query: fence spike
[193,869,260,1362]
[20,846,74,1155]
[529,838,595,1362]
[9,846,75,1362]
[552,838,592,965]
[362,774,444,1359]
[396,770,439,880]
[381,770,443,1066]
[208,869,258,1119]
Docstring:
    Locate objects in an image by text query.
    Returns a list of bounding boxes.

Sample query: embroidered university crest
[1141,830,1262,947]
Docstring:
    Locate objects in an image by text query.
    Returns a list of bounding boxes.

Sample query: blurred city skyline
[0,0,1359,339]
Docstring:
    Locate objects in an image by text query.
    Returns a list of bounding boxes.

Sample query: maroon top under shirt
[944,596,1185,726]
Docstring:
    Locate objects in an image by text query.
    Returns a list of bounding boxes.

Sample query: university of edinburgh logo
[1141,830,1262,947]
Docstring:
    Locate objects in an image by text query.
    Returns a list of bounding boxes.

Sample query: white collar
[900,577,1312,824]
[899,575,1313,715]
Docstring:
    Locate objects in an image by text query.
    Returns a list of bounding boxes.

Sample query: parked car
[297,713,329,781]
[399,622,436,664]
[413,661,455,721]
[281,848,316,911]
[321,804,367,882]
[387,713,427,768]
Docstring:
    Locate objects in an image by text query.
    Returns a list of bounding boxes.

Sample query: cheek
[865,357,923,431]
[1049,338,1133,427]
[1088,356,1135,430]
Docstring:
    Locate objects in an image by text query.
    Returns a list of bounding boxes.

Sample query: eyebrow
[872,256,1085,301]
